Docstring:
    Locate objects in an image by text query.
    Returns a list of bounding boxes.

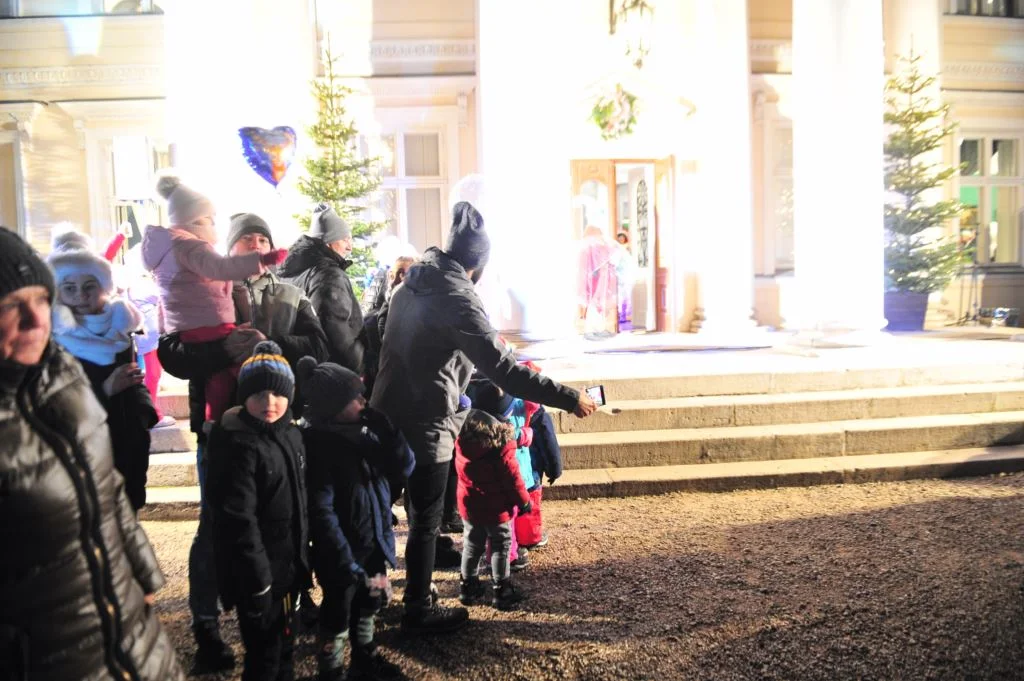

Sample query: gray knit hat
[155,175,215,226]
[309,203,351,244]
[295,355,364,424]
[227,213,274,253]
[0,227,54,302]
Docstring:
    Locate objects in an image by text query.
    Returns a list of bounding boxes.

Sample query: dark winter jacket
[303,407,414,590]
[279,236,364,374]
[0,345,183,681]
[206,407,310,610]
[455,410,530,525]
[529,406,562,488]
[79,348,158,510]
[370,247,579,465]
[157,270,329,434]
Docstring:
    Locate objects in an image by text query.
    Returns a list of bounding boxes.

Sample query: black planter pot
[884,291,928,331]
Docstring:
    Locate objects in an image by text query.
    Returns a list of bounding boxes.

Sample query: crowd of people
[0,175,597,681]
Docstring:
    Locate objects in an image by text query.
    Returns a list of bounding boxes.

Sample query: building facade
[0,0,1021,337]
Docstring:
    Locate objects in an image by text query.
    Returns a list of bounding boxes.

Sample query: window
[952,0,1024,17]
[958,134,1024,264]
[107,136,168,254]
[361,129,448,256]
[0,0,161,17]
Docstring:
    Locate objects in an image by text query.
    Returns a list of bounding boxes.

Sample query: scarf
[52,298,142,366]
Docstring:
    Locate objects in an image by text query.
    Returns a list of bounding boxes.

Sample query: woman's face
[0,285,51,366]
[58,274,107,316]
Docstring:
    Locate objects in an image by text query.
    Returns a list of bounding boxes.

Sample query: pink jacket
[141,225,262,333]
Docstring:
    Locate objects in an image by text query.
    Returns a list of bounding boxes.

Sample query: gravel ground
[143,475,1024,680]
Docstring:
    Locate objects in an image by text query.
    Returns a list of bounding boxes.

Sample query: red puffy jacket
[456,411,531,525]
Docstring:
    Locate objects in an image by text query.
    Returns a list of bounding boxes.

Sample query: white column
[475,0,575,338]
[690,0,757,334]
[790,0,887,336]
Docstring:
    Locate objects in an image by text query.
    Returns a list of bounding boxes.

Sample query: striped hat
[237,340,295,404]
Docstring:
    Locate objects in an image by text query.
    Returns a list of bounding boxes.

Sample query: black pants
[237,594,296,681]
[403,461,449,609]
[320,552,387,641]
[442,459,459,526]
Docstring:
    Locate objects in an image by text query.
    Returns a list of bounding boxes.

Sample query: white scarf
[52,298,142,366]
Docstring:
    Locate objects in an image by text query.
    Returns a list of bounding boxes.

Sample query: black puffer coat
[206,407,310,610]
[0,345,183,681]
[370,248,579,465]
[279,236,364,374]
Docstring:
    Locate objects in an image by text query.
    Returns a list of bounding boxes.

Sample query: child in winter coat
[455,409,531,610]
[142,175,287,423]
[518,360,564,550]
[296,356,413,681]
[48,229,158,511]
[205,341,310,681]
[468,375,539,570]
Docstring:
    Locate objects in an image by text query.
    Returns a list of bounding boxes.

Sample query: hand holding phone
[585,385,606,407]
[130,332,146,376]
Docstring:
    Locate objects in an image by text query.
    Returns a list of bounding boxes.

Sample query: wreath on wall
[591,84,638,141]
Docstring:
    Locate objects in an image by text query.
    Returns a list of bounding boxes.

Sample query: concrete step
[558,411,1024,469]
[156,391,190,420]
[544,446,1024,499]
[557,382,1024,434]
[139,445,1024,520]
[147,452,197,487]
[150,424,197,454]
[558,361,1024,401]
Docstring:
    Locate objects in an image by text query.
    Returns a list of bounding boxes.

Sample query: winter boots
[191,620,235,672]
[459,576,488,605]
[492,579,527,611]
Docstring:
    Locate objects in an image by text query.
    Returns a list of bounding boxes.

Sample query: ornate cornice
[369,40,476,63]
[0,64,163,90]
[0,102,45,150]
[943,61,1024,84]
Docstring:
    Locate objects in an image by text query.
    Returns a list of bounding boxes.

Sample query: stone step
[544,445,1024,500]
[138,445,1024,520]
[558,361,1024,401]
[156,391,190,420]
[150,425,197,454]
[557,411,1024,469]
[556,382,1024,434]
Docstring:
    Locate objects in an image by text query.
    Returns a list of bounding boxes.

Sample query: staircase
[142,349,1024,520]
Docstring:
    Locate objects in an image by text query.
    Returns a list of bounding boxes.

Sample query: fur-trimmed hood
[457,409,515,460]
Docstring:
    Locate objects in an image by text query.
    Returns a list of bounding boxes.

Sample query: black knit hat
[227,213,275,253]
[237,340,295,404]
[295,355,365,425]
[0,227,55,302]
[444,202,489,271]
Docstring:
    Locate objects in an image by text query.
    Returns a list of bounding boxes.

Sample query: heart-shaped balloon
[238,126,297,187]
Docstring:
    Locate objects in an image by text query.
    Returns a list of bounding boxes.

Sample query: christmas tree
[883,53,965,294]
[296,47,383,292]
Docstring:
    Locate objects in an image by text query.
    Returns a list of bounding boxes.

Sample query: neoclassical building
[0,0,1021,337]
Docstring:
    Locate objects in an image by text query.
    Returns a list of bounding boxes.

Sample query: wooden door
[570,160,617,241]
[654,157,674,332]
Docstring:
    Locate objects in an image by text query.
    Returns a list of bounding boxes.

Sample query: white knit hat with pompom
[155,174,216,226]
[47,226,113,293]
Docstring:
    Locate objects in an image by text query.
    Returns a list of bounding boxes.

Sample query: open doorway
[571,158,672,334]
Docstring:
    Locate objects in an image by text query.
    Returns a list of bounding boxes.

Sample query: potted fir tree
[883,54,965,331]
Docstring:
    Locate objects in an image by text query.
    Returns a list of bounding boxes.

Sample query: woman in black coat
[0,228,183,681]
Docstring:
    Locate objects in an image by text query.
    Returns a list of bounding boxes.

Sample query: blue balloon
[239,126,297,187]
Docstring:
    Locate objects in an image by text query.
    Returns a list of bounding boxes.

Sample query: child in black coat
[206,341,310,681]
[47,230,157,511]
[296,356,414,681]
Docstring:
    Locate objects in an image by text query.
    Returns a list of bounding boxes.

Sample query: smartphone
[130,332,146,375]
[585,385,606,407]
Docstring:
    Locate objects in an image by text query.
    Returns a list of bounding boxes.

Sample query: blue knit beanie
[237,340,295,403]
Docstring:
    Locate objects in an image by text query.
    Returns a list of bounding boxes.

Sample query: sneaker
[510,547,529,572]
[492,579,528,611]
[349,645,406,680]
[153,414,176,429]
[523,532,549,550]
[400,604,469,635]
[191,620,235,672]
[459,576,487,606]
